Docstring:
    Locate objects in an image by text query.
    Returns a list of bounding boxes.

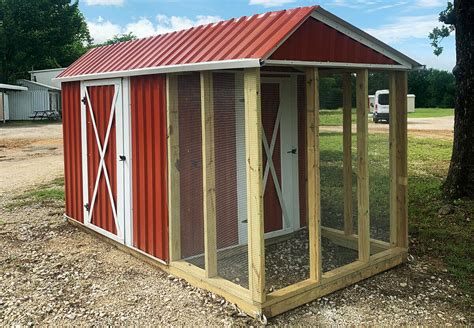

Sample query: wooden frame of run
[160,68,409,318]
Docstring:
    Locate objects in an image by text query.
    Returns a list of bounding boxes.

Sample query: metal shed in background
[57,5,421,318]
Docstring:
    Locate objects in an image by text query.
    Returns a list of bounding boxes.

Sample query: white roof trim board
[20,79,61,91]
[0,83,28,91]
[55,58,262,83]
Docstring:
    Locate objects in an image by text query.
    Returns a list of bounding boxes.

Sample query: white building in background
[1,68,64,121]
[30,68,65,90]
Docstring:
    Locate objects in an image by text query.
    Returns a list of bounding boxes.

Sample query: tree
[430,1,474,199]
[93,33,137,48]
[0,0,91,83]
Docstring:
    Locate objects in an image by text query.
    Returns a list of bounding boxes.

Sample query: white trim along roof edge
[54,59,262,83]
[0,83,28,91]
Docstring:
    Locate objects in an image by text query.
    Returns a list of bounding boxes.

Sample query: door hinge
[84,203,90,212]
[119,155,126,161]
[81,96,87,105]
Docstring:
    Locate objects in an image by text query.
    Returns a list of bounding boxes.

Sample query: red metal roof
[58,6,317,78]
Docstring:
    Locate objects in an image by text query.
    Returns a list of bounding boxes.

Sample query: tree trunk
[444,0,474,199]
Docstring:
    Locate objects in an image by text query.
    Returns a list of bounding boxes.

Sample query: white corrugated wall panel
[8,90,50,120]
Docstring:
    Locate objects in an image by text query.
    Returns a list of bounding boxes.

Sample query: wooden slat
[201,71,217,278]
[342,72,353,236]
[388,72,398,246]
[263,247,407,316]
[356,69,370,262]
[244,67,265,303]
[166,74,181,261]
[320,226,389,254]
[305,67,322,282]
[395,71,408,249]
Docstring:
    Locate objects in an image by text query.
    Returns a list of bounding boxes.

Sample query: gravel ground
[1,193,472,326]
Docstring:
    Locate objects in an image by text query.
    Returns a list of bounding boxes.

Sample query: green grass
[319,108,454,126]
[408,108,454,118]
[319,109,356,126]
[319,130,472,295]
[6,177,65,210]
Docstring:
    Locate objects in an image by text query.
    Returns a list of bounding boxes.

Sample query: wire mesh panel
[319,74,358,271]
[212,71,249,288]
[261,74,310,292]
[177,73,205,268]
[368,73,391,246]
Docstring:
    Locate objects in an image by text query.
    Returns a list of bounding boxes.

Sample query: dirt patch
[0,123,63,195]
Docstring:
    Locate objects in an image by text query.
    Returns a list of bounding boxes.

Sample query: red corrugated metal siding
[86,85,117,235]
[62,82,83,222]
[261,82,283,233]
[58,6,317,78]
[269,18,397,64]
[130,75,169,261]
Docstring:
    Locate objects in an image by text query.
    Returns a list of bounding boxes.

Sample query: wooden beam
[395,71,408,249]
[166,74,181,261]
[321,226,389,254]
[389,72,397,247]
[342,72,353,236]
[305,67,322,283]
[200,71,217,278]
[244,67,265,304]
[356,69,370,262]
[263,247,407,317]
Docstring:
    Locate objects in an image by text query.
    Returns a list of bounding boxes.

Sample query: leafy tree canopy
[0,0,91,83]
[429,1,455,56]
[92,32,137,48]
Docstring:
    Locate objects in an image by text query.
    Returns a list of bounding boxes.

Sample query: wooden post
[166,74,181,261]
[356,69,370,262]
[395,71,408,249]
[201,71,217,277]
[244,67,265,303]
[306,67,322,282]
[388,73,398,247]
[342,73,353,236]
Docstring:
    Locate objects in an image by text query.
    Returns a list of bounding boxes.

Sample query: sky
[78,0,456,71]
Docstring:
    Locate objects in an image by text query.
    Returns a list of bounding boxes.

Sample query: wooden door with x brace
[261,76,300,239]
[80,79,128,244]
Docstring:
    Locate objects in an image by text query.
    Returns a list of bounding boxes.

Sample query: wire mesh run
[319,73,358,271]
[212,71,249,288]
[368,73,391,246]
[177,73,205,268]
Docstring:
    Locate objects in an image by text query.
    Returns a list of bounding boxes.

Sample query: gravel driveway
[0,119,471,325]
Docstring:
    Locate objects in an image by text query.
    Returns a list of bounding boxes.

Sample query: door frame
[80,78,132,245]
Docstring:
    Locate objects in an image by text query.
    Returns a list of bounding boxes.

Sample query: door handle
[287,148,297,154]
[119,155,126,161]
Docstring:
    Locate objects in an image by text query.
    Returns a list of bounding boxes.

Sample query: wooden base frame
[67,216,406,319]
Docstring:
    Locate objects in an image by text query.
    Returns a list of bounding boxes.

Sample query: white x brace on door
[80,79,127,243]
